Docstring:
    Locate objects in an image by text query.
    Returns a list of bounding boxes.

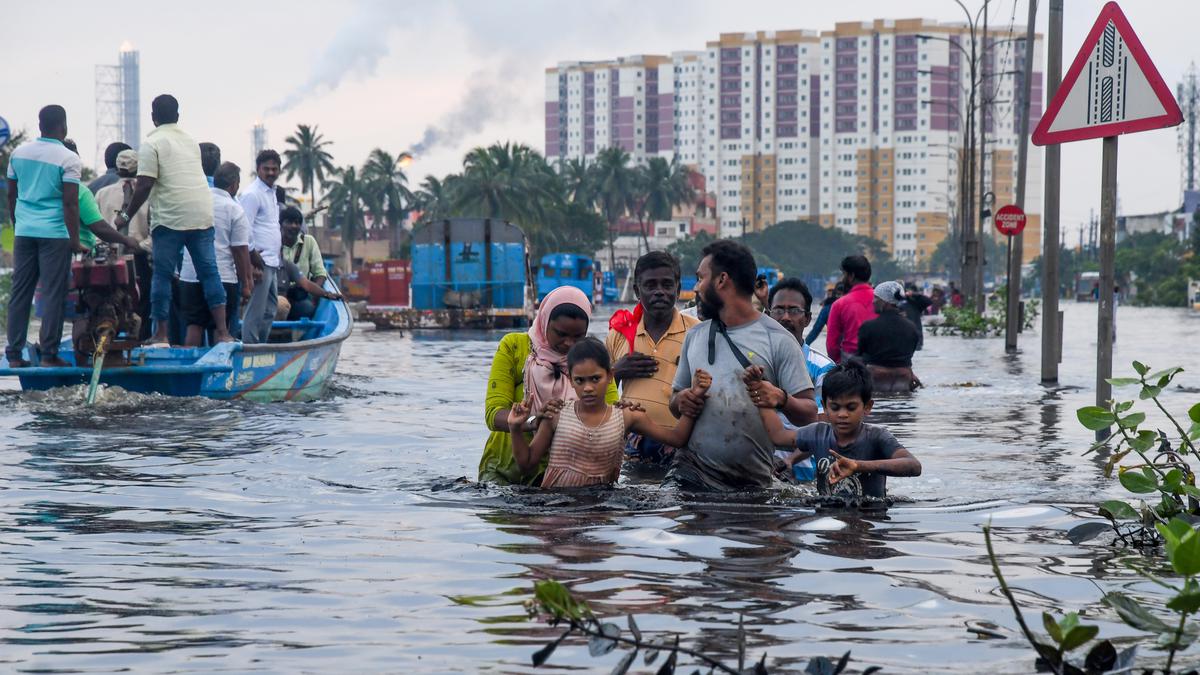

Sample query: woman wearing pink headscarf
[480,287,618,484]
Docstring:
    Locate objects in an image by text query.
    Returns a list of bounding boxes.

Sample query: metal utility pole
[1096,136,1118,437]
[963,23,980,306]
[974,1,990,313]
[1179,63,1200,192]
[1041,0,1063,383]
[1006,0,1037,352]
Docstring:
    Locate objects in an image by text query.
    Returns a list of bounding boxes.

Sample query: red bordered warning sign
[994,204,1026,236]
[1032,2,1182,146]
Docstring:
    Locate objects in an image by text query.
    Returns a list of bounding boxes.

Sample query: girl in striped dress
[508,337,711,489]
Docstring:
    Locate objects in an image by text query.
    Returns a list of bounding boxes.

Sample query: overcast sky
[6,0,1198,241]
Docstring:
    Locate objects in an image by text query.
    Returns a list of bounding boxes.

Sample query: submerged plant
[524,579,878,674]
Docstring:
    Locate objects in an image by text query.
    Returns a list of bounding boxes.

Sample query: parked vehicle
[536,253,596,302]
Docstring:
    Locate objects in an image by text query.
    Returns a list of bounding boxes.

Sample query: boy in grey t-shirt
[756,359,922,498]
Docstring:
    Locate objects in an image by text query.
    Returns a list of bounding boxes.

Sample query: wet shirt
[137,124,213,231]
[826,283,877,362]
[792,422,903,498]
[7,137,82,239]
[605,309,699,429]
[670,314,813,491]
[856,310,920,368]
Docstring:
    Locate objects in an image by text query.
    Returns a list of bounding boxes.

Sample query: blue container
[536,253,595,302]
[411,218,527,310]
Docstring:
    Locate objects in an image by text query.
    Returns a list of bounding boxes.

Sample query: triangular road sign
[1032,1,1182,146]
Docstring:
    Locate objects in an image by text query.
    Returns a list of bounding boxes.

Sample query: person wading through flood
[606,251,699,467]
[481,286,619,485]
[668,240,817,491]
[825,255,876,363]
[855,280,922,392]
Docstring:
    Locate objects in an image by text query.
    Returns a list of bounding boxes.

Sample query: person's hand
[324,290,342,301]
[676,387,707,418]
[242,284,253,302]
[827,450,860,485]
[73,242,91,255]
[114,214,128,230]
[693,368,712,393]
[252,267,263,283]
[742,364,764,383]
[743,367,785,409]
[508,397,532,431]
[612,352,658,380]
[615,399,646,413]
[539,398,566,426]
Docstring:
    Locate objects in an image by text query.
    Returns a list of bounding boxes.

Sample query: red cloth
[826,282,877,363]
[608,304,644,355]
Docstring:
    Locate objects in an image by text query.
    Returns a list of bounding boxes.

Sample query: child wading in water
[509,337,711,488]
[750,359,921,498]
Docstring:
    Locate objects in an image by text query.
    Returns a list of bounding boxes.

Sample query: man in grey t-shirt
[669,240,816,490]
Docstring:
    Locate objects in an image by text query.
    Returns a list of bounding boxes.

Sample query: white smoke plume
[407,62,522,156]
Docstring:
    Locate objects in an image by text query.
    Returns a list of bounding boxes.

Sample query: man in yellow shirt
[605,251,699,465]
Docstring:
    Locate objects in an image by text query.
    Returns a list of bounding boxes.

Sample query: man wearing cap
[96,148,154,339]
[855,280,922,392]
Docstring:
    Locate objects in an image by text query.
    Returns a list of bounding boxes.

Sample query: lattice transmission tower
[1178,62,1200,193]
[94,43,140,170]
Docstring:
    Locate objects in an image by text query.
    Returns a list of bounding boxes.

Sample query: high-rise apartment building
[544,18,1045,265]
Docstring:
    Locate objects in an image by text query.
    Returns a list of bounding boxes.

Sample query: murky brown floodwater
[2,301,1199,673]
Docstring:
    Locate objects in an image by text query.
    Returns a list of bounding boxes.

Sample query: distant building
[545,19,1045,266]
[251,122,268,168]
[94,42,141,166]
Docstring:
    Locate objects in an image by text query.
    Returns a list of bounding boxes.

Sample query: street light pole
[975,0,990,313]
[1006,0,1038,352]
[1041,0,1064,383]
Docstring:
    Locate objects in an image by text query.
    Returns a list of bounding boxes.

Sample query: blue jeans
[151,227,226,332]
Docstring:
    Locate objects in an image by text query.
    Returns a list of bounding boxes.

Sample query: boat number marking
[248,354,276,368]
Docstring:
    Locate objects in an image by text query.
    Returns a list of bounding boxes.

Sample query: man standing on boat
[114,94,233,346]
[605,251,699,466]
[5,105,88,367]
[668,240,817,491]
[240,150,284,344]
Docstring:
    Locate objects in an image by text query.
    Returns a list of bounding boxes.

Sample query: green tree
[282,124,336,213]
[561,157,595,206]
[452,143,557,227]
[361,149,414,255]
[323,165,366,265]
[591,146,638,271]
[413,175,456,225]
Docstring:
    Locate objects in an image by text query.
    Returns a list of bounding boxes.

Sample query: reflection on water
[2,302,1199,672]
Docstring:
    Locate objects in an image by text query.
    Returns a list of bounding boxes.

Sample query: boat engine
[72,244,142,366]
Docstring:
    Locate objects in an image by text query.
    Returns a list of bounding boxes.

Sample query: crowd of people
[482,240,929,498]
[4,97,340,367]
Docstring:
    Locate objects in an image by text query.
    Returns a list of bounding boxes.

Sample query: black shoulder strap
[707,317,753,368]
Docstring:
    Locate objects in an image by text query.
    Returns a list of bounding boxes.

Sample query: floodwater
[2,301,1199,673]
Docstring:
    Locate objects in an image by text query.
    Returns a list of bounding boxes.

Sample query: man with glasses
[768,277,835,410]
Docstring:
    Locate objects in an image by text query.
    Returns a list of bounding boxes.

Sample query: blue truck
[536,253,596,303]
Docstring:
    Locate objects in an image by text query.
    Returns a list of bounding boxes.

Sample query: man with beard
[606,251,699,465]
[668,240,817,491]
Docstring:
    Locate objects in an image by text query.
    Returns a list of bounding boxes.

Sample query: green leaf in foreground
[1077,406,1116,431]
[1118,468,1158,494]
[1099,500,1139,520]
[1104,592,1171,633]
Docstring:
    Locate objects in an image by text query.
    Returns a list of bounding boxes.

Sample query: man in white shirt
[114,94,232,346]
[180,162,253,346]
[239,149,283,344]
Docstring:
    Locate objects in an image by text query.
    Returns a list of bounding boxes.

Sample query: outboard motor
[72,245,142,366]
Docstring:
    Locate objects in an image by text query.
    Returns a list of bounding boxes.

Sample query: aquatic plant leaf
[1132,361,1149,376]
[1190,403,1200,424]
[755,652,769,674]
[1188,421,1200,441]
[1169,530,1200,577]
[627,615,641,644]
[1083,639,1117,672]
[1139,386,1162,401]
[862,668,883,675]
[1112,645,1138,670]
[1167,581,1200,613]
[589,622,621,657]
[833,650,851,674]
[1127,429,1158,453]
[1099,500,1140,520]
[654,635,679,675]
[1117,412,1146,429]
[1148,367,1184,387]
[1118,469,1158,494]
[1043,612,1064,643]
[804,656,835,675]
[643,638,663,664]
[1104,592,1171,634]
[1157,517,1193,552]
[609,650,637,675]
[1078,406,1117,431]
[533,631,568,667]
[534,579,590,620]
[1067,522,1111,544]
[1107,377,1141,388]
[1060,624,1099,652]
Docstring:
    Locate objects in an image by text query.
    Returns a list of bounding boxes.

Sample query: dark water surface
[3,302,1200,673]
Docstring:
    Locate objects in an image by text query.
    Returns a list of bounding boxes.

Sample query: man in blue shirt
[5,105,89,367]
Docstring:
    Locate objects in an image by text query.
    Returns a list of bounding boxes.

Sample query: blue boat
[0,279,352,402]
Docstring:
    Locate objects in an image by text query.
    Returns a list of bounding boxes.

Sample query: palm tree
[323,165,366,267]
[452,143,558,228]
[591,146,638,271]
[282,124,336,215]
[412,175,457,225]
[361,149,414,254]
[561,157,594,206]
